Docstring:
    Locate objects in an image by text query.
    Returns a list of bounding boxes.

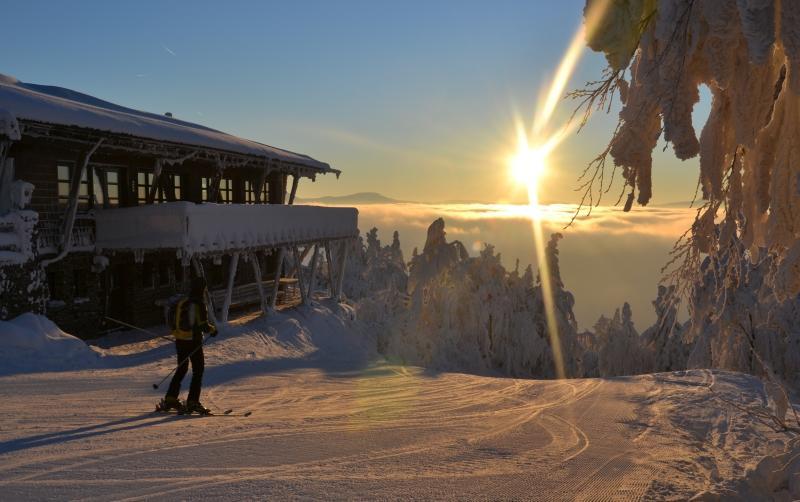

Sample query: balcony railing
[94,202,358,257]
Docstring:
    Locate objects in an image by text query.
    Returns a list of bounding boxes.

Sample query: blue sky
[4,1,704,204]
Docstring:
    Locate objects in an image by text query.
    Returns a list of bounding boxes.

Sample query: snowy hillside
[0,304,798,500]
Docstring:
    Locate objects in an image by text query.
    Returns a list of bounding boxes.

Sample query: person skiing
[158,276,217,414]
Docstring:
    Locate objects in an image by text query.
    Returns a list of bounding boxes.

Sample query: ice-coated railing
[95,202,358,257]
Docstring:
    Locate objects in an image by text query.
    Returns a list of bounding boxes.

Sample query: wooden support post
[292,246,307,305]
[288,174,299,205]
[250,252,269,314]
[146,159,163,204]
[288,244,313,278]
[306,244,319,302]
[269,247,285,310]
[221,252,240,323]
[324,242,336,298]
[43,138,103,267]
[192,257,218,326]
[336,240,349,301]
[207,159,225,202]
[97,169,111,209]
[254,170,267,204]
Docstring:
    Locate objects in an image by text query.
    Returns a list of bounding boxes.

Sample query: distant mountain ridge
[296,192,406,204]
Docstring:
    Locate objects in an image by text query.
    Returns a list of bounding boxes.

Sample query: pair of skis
[154,405,252,417]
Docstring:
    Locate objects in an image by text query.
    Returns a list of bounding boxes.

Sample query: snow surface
[0,74,331,172]
[0,313,101,374]
[94,201,358,256]
[0,304,796,500]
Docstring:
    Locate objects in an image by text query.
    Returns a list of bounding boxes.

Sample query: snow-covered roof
[0,73,332,172]
[95,201,358,256]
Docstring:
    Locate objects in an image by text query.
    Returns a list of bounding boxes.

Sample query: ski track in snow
[0,325,788,500]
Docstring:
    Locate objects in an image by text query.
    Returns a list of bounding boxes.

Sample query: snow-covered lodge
[0,74,357,336]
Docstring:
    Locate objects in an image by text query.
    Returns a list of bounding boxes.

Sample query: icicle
[766,86,800,249]
[655,1,704,160]
[699,86,734,200]
[736,0,776,65]
[609,45,662,206]
[701,0,741,89]
[781,0,800,94]
[583,0,657,71]
[729,37,783,147]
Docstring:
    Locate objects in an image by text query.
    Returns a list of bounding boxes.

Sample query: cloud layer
[344,203,697,331]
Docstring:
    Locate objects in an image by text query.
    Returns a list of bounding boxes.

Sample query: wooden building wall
[5,137,291,338]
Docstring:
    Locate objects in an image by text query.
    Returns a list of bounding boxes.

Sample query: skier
[157,276,217,414]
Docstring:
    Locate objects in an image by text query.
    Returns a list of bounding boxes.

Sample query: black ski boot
[182,400,212,415]
[156,396,184,413]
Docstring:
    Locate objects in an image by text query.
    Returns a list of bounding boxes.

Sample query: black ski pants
[166,339,204,403]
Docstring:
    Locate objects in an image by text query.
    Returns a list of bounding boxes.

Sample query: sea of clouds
[348,202,697,331]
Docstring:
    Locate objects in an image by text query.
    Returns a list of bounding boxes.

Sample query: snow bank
[95,202,358,257]
[205,301,371,368]
[0,74,331,172]
[693,437,800,501]
[0,313,101,374]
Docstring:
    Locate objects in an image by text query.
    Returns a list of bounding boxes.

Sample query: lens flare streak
[511,0,612,379]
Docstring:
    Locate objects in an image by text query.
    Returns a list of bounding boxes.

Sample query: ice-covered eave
[18,119,338,180]
[0,75,338,179]
[94,201,358,258]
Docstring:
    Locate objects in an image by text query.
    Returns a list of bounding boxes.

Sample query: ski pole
[152,334,210,390]
[105,316,173,342]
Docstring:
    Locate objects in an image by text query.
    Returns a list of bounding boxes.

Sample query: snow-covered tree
[578,0,800,386]
[362,219,581,378]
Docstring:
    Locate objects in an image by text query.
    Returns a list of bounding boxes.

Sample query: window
[245,181,256,204]
[92,168,119,208]
[158,262,171,287]
[57,164,89,208]
[106,170,120,206]
[209,263,224,287]
[73,269,88,298]
[202,177,232,202]
[174,261,185,286]
[219,178,232,203]
[57,165,70,206]
[141,262,155,289]
[137,172,158,204]
[202,177,211,202]
[48,271,64,300]
[172,174,182,200]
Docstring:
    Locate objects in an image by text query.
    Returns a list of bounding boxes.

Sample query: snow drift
[0,313,101,374]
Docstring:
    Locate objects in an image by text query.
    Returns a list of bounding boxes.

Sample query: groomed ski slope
[0,302,793,500]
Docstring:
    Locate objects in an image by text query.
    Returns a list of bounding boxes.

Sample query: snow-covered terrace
[0,74,335,176]
[95,202,358,257]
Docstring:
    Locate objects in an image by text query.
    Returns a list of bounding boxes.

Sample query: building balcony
[94,202,358,257]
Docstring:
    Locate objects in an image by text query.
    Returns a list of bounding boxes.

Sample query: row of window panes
[47,269,88,301]
[202,177,234,203]
[244,180,269,204]
[140,261,186,289]
[59,165,277,206]
[57,164,119,208]
[136,172,181,203]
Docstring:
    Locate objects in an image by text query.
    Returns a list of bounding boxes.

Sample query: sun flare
[510,146,546,193]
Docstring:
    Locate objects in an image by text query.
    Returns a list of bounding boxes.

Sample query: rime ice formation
[94,202,358,258]
[354,220,583,378]
[584,0,800,290]
[581,1,800,389]
[0,75,332,171]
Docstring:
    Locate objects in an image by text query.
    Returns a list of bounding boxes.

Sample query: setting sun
[510,145,546,193]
